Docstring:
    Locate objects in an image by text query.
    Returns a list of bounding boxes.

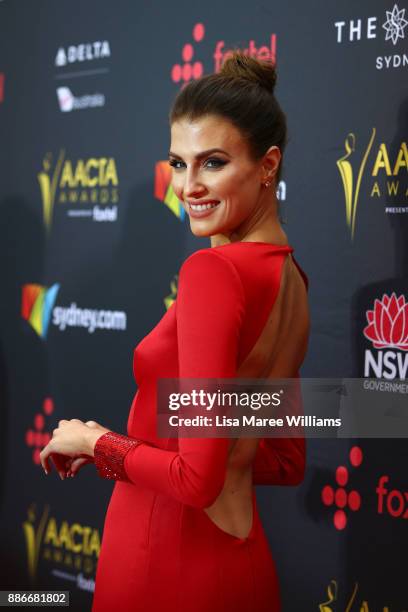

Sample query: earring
[264,180,271,188]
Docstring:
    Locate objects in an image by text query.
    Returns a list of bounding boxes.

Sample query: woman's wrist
[84,428,109,458]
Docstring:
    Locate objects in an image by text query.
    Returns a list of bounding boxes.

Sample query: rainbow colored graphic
[21,284,60,338]
[154,161,185,221]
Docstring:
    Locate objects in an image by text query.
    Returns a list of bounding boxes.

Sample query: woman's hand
[40,419,110,479]
[67,421,111,477]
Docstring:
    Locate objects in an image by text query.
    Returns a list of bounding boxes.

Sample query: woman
[40,51,310,611]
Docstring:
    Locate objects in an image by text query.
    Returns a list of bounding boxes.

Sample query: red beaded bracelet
[94,431,142,482]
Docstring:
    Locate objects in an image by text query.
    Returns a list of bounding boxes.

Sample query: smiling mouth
[188,201,221,211]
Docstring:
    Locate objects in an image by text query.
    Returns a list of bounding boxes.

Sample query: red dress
[91,242,308,612]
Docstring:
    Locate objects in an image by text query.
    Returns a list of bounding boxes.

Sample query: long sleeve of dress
[94,250,246,509]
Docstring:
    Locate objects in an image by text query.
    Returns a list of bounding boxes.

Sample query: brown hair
[168,50,288,185]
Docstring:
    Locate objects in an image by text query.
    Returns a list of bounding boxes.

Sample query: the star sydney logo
[21,284,60,339]
[382,4,408,45]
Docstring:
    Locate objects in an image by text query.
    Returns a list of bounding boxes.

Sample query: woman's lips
[187,201,221,218]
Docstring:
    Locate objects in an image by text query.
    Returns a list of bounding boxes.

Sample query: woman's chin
[189,221,217,238]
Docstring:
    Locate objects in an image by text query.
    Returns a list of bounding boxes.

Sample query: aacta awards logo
[170,21,277,85]
[363,292,408,379]
[21,283,60,339]
[37,150,119,230]
[319,578,394,611]
[321,446,363,530]
[336,128,408,239]
[23,503,99,586]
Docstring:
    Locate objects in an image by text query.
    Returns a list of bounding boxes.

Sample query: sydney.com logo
[21,284,127,338]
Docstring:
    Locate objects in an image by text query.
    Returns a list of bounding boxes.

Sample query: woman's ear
[261,145,281,183]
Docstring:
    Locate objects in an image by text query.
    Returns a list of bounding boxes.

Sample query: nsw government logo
[363,292,408,379]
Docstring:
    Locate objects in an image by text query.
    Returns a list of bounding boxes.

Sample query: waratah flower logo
[363,292,408,351]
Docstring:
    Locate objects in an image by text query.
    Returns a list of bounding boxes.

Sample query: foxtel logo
[376,475,408,518]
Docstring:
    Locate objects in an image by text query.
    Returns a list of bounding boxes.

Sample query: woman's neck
[209,191,287,247]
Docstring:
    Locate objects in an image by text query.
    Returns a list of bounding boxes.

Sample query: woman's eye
[168,159,184,169]
[168,158,226,170]
[205,158,226,169]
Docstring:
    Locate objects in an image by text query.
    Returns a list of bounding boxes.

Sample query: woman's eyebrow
[168,148,231,160]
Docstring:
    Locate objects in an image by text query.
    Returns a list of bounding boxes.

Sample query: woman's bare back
[204,252,310,538]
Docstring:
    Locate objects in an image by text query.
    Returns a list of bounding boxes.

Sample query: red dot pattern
[193,23,205,41]
[321,446,363,530]
[321,485,334,506]
[336,465,348,486]
[171,23,205,84]
[350,445,363,467]
[25,397,55,467]
[334,509,347,530]
[182,44,193,62]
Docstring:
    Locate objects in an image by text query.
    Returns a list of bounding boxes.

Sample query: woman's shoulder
[179,247,243,288]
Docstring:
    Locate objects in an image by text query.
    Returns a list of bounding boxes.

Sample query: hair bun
[219,50,277,95]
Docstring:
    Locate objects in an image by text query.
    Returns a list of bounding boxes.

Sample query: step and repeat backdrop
[0,1,407,610]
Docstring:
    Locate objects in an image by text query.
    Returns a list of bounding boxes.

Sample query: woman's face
[169,114,276,239]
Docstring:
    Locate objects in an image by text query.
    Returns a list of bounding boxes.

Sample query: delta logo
[337,128,408,239]
[55,41,111,67]
[170,22,277,86]
[363,292,408,379]
[23,503,100,584]
[21,283,60,339]
[154,161,186,221]
[334,3,408,70]
[38,150,119,230]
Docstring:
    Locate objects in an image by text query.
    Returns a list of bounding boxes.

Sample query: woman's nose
[183,169,205,198]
